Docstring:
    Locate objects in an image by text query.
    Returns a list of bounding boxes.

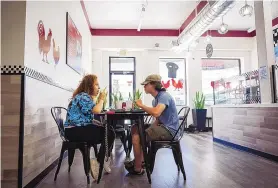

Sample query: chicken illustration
[171,79,184,91]
[37,20,52,63]
[171,79,178,90]
[52,39,60,67]
[176,79,184,90]
[161,80,170,89]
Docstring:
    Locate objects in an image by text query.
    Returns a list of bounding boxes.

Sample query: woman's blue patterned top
[64,92,95,127]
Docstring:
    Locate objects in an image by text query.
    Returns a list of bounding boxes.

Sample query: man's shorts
[145,124,173,141]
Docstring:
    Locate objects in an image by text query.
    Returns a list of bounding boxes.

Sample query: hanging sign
[206,43,213,58]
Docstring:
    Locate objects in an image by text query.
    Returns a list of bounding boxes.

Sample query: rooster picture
[171,78,183,91]
[161,80,170,89]
[37,20,52,63]
[52,39,60,67]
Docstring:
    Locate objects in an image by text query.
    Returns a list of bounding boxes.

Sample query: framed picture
[159,58,186,106]
[66,12,82,74]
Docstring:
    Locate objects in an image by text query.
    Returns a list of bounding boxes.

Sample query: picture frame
[66,12,82,74]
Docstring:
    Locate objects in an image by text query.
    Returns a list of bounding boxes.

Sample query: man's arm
[136,102,166,118]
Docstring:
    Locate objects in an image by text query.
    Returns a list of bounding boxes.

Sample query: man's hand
[135,99,143,108]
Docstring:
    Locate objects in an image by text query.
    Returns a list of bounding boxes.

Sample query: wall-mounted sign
[206,43,213,58]
[259,65,268,80]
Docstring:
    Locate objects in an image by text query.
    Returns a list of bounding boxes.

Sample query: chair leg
[149,144,159,174]
[68,148,76,172]
[173,143,186,180]
[172,149,180,171]
[126,128,132,158]
[120,131,128,153]
[54,142,67,181]
[79,144,90,184]
[97,143,105,184]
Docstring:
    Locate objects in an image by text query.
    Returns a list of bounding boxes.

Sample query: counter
[212,104,278,161]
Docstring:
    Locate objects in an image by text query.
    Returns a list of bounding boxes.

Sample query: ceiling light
[239,0,253,17]
[137,4,146,32]
[218,17,228,35]
[204,31,212,44]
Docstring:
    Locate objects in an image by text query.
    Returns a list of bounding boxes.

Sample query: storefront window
[202,58,241,105]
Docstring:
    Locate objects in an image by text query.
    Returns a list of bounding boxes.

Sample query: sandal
[126,167,145,175]
[124,160,145,169]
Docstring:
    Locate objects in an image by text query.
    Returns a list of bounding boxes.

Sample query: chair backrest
[145,116,154,124]
[172,106,190,141]
[51,107,68,141]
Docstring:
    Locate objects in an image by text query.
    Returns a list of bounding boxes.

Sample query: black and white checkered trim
[1,65,24,74]
[24,67,74,92]
[274,28,278,47]
[243,70,259,78]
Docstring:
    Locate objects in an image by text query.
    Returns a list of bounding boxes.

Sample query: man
[125,74,179,175]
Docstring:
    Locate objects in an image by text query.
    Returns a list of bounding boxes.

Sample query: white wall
[91,36,256,124]
[25,1,92,89]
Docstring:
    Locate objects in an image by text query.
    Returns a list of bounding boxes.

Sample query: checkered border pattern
[1,65,74,92]
[243,69,259,78]
[1,65,24,74]
[243,96,261,104]
[274,28,278,47]
[24,67,74,92]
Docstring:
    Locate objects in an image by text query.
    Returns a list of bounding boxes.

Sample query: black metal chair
[148,106,190,180]
[51,107,98,184]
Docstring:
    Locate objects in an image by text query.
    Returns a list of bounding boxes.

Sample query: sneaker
[104,156,112,174]
[90,158,99,181]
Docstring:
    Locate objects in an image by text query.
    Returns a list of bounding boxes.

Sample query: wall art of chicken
[37,20,52,64]
[161,80,170,89]
[171,78,184,91]
[52,39,60,67]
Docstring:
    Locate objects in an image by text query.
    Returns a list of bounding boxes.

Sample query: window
[159,58,186,106]
[109,57,136,106]
[202,58,241,106]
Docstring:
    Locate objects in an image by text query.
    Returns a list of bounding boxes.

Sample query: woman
[64,74,115,181]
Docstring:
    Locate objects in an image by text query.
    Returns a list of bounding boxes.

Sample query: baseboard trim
[24,152,68,188]
[213,137,278,163]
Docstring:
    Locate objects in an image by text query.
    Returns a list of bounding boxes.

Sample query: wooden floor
[36,132,278,188]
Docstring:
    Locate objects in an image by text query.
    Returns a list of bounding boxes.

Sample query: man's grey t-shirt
[152,91,179,137]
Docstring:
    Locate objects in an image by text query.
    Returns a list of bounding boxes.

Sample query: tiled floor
[36,132,278,188]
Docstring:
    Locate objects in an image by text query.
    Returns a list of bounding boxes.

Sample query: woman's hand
[98,90,107,101]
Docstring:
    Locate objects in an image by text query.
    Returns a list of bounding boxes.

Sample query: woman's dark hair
[72,74,98,98]
[150,81,166,92]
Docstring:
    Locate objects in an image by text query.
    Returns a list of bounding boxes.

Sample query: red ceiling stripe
[179,1,208,33]
[273,17,278,27]
[91,29,179,36]
[80,0,93,34]
[203,30,253,38]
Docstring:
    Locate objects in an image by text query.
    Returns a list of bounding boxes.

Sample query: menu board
[159,58,186,106]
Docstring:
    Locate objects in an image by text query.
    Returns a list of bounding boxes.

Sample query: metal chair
[51,107,97,184]
[148,106,190,180]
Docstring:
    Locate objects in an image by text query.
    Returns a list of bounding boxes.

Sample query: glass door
[109,57,136,107]
[111,73,135,102]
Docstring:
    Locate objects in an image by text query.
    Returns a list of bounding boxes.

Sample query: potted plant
[111,93,119,109]
[133,89,142,109]
[192,91,207,131]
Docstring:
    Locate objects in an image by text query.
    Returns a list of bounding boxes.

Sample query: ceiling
[84,1,198,29]
[83,0,278,31]
[210,1,278,30]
